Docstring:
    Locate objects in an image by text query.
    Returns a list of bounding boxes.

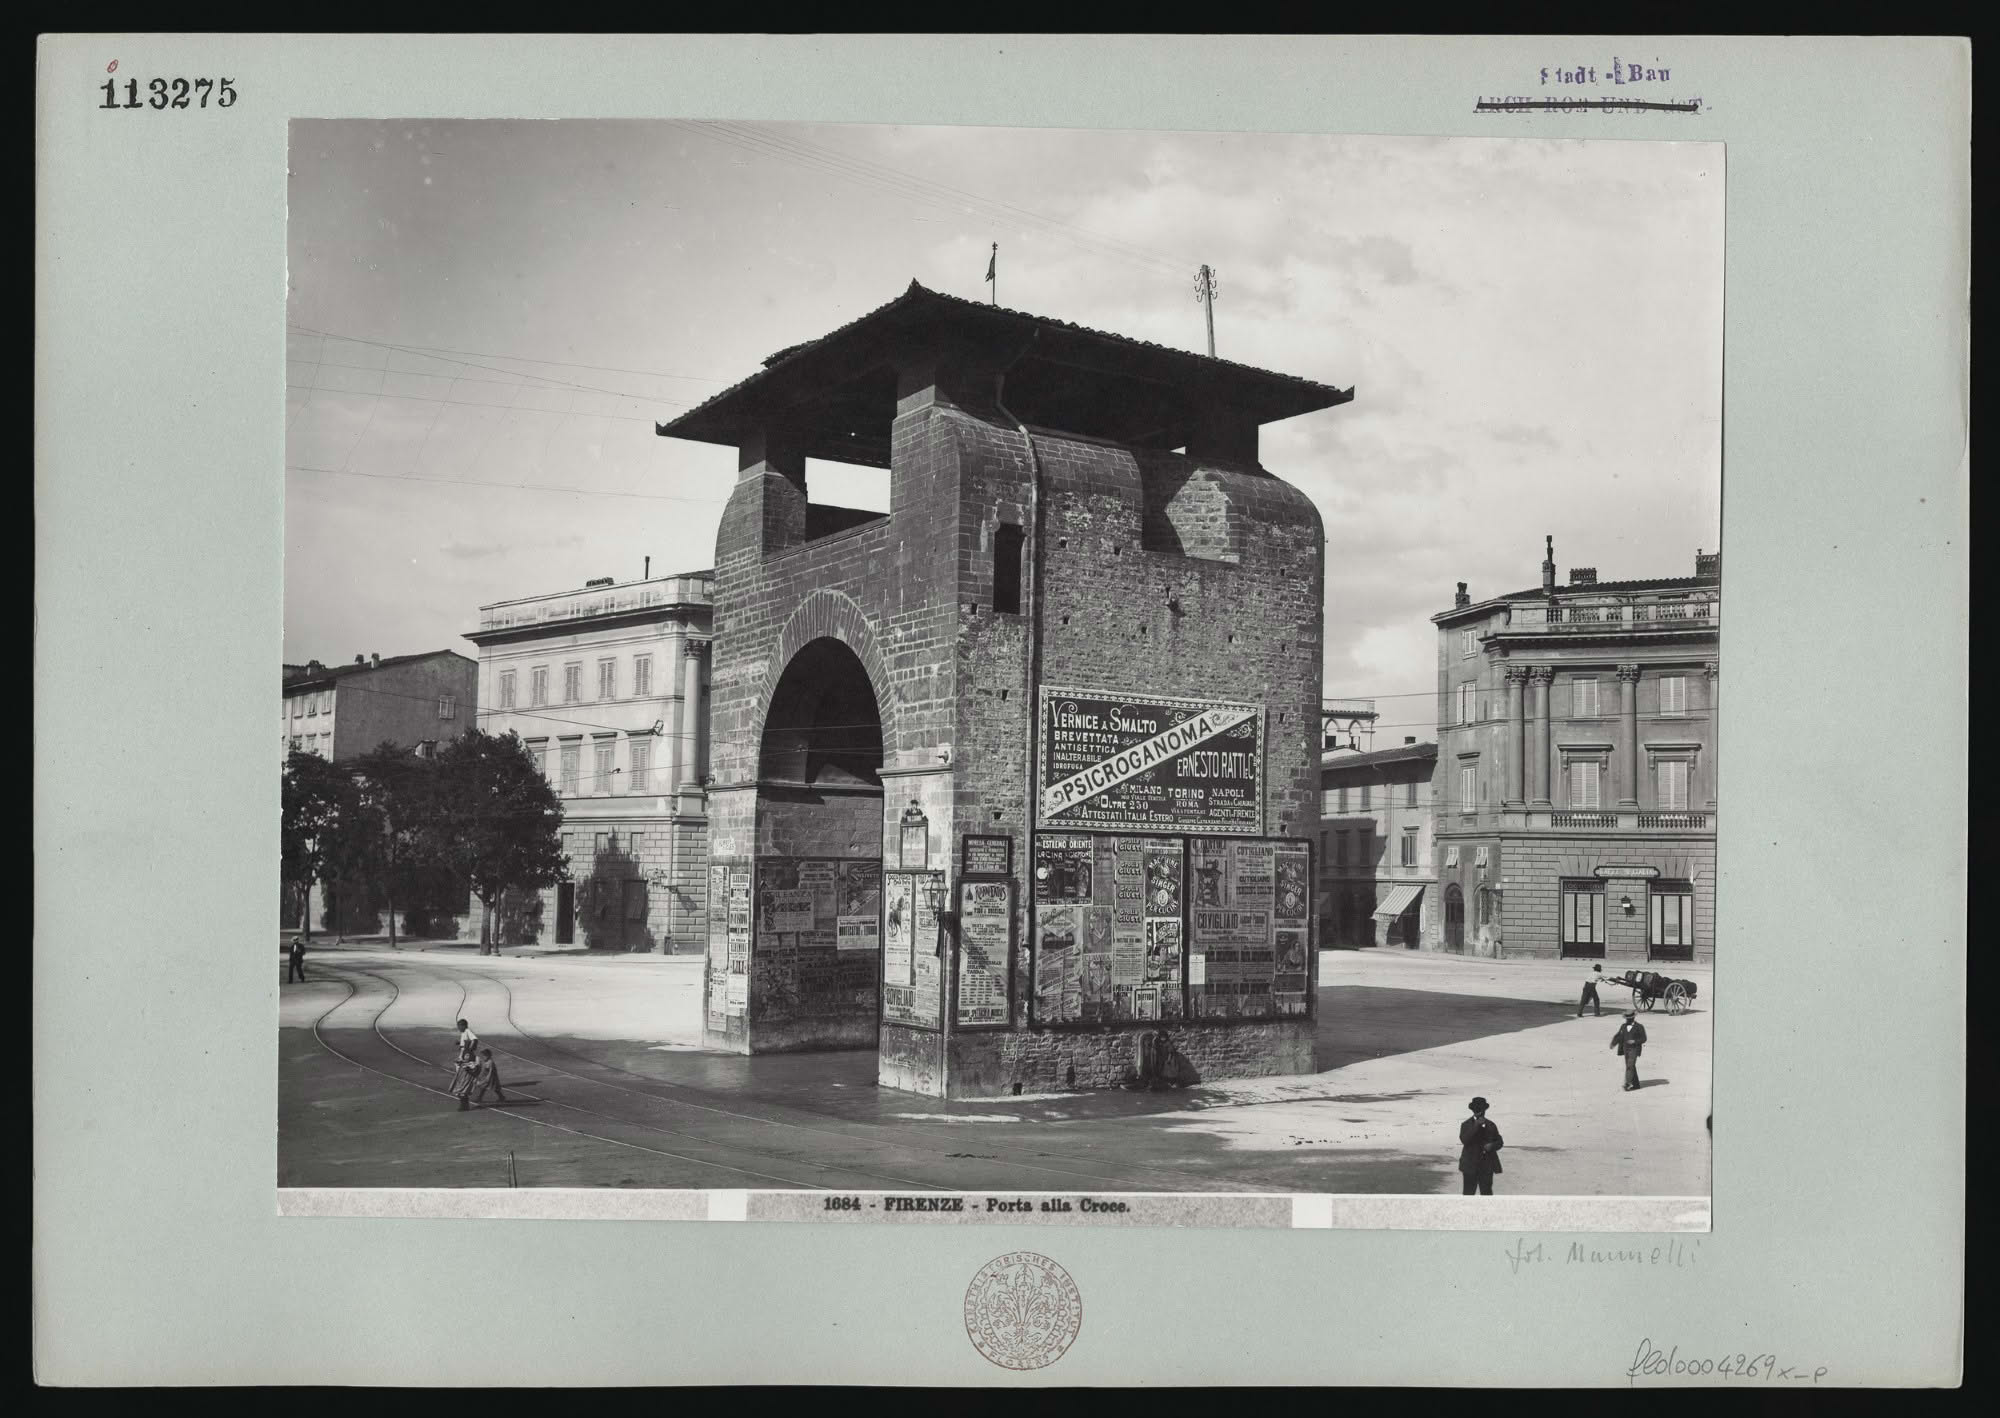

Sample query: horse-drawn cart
[1602,969,1698,1015]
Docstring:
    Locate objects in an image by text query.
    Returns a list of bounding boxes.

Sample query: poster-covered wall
[706,863,752,1032]
[1188,838,1312,1019]
[748,857,880,1025]
[708,864,732,1032]
[1030,833,1186,1025]
[881,870,942,1029]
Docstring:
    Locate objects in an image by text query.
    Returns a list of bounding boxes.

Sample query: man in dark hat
[1457,1098,1503,1195]
[1577,962,1603,1016]
[1611,1011,1648,1091]
[287,935,307,983]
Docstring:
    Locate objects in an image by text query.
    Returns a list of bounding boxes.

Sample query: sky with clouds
[287,121,1721,744]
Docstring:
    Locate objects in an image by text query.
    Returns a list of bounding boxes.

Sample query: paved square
[280,944,1710,1195]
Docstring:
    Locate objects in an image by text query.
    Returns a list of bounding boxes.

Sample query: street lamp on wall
[925,876,959,961]
[1619,894,1635,915]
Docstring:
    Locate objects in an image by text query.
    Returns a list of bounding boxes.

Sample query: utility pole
[1194,264,1218,356]
[986,242,998,306]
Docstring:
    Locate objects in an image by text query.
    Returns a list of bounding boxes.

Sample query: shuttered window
[1660,675,1687,715]
[1571,760,1601,809]
[1573,677,1599,716]
[1659,760,1689,810]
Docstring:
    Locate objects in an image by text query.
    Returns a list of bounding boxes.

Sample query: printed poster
[762,888,815,934]
[956,878,1012,1028]
[1034,902,1079,1024]
[1189,838,1305,1019]
[706,863,731,1029]
[725,868,751,1016]
[882,872,913,988]
[1039,687,1264,835]
[836,860,881,951]
[882,870,943,1029]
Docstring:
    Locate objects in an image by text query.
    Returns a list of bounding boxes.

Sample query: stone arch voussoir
[757,588,896,751]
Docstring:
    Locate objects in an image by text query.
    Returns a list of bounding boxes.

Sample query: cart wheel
[1639,990,1657,1012]
[1665,982,1690,1015]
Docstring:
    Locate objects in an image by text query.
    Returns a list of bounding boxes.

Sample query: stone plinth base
[701,1014,879,1055]
[878,1019,1317,1100]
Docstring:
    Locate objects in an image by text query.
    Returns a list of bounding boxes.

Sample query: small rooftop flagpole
[986,243,997,305]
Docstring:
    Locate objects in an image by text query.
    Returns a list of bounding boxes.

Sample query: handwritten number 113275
[99,78,237,110]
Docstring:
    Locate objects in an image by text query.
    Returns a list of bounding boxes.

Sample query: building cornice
[464,605,711,647]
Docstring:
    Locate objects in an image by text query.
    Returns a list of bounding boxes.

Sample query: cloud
[1488,422,1561,450]
[438,533,580,561]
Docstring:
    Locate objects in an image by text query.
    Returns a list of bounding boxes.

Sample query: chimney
[1404,736,1416,745]
[1569,567,1598,586]
[644,556,651,579]
[307,659,324,674]
[371,652,381,668]
[1453,581,1470,609]
[354,654,366,665]
[1541,535,1556,595]
[586,576,615,589]
[1695,547,1720,580]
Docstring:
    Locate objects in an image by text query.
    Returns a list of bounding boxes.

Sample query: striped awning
[1370,883,1425,920]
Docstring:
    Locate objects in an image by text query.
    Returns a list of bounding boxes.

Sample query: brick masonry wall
[948,1019,1315,1097]
[705,388,1327,1087]
[944,412,1325,1095]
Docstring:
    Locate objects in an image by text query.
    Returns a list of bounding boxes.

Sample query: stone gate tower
[658,282,1350,1097]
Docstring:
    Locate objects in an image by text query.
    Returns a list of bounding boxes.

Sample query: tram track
[322,952,1233,1195]
[305,962,923,1190]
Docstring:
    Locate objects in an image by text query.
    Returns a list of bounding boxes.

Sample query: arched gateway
[661,281,1352,1097]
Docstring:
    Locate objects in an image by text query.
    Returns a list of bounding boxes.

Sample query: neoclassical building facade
[466,570,714,951]
[1430,540,1718,963]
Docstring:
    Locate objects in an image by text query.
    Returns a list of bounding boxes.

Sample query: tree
[429,729,568,954]
[280,750,358,942]
[351,742,439,950]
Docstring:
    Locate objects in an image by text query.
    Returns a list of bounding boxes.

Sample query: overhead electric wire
[286,463,729,506]
[286,329,729,384]
[288,354,698,408]
[288,324,704,406]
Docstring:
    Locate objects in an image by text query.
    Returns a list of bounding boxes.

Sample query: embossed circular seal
[964,1251,1083,1371]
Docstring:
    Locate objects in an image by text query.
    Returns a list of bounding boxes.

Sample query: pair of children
[450,1018,507,1110]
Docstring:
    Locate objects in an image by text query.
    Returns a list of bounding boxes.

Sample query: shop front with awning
[1371,882,1426,949]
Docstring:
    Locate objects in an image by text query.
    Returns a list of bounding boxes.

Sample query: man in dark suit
[1458,1097,1503,1195]
[287,935,307,983]
[1611,1011,1648,1090]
